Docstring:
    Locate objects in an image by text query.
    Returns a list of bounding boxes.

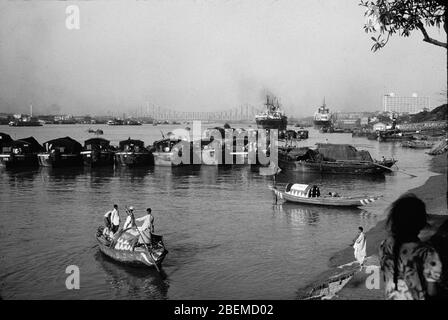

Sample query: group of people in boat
[103,204,155,245]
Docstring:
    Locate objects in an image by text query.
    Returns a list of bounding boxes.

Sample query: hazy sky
[0,0,446,117]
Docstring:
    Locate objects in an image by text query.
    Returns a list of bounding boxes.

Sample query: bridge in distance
[132,105,261,122]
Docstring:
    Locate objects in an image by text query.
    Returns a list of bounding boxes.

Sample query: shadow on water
[94,251,169,300]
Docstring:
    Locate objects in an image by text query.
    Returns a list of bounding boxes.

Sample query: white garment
[136,214,154,232]
[353,232,367,264]
[105,208,120,226]
[123,215,134,230]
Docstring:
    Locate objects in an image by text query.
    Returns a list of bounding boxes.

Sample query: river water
[0,124,437,299]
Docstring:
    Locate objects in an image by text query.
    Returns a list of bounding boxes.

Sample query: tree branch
[416,21,447,48]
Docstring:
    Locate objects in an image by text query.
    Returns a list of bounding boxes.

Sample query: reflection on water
[0,125,437,299]
[94,251,169,300]
[274,202,369,227]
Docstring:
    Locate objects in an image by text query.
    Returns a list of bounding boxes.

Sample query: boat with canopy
[271,183,381,207]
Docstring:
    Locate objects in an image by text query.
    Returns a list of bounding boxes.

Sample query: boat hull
[255,117,288,131]
[313,120,332,128]
[152,152,177,166]
[272,188,379,207]
[37,153,83,167]
[9,122,42,127]
[96,236,166,268]
[82,151,115,167]
[0,154,39,168]
[278,158,388,175]
[115,152,154,167]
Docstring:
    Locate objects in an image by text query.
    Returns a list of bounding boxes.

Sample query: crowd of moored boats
[1,126,399,176]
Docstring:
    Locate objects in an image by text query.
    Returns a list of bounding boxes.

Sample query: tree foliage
[360,0,447,51]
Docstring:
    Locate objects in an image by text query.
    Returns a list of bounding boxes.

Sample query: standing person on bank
[352,226,367,265]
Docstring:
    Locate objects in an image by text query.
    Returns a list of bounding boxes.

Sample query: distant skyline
[0,0,446,117]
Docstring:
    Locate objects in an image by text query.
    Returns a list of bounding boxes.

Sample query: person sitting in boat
[310,185,320,198]
[136,208,155,244]
[329,191,340,197]
[104,204,120,234]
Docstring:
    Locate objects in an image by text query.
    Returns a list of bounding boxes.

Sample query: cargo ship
[313,99,333,129]
[255,95,288,131]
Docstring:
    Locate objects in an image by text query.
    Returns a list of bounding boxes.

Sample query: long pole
[126,208,160,272]
[371,162,417,177]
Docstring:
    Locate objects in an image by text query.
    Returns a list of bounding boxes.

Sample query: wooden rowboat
[271,184,380,207]
[96,226,168,268]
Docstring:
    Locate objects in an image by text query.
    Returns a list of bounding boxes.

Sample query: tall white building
[383,93,430,114]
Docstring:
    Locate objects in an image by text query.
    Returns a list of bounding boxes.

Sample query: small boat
[8,119,43,127]
[107,119,124,126]
[378,129,413,142]
[296,128,309,139]
[96,226,168,269]
[0,137,43,168]
[271,183,380,207]
[87,128,104,135]
[401,140,434,149]
[38,137,83,167]
[115,138,153,167]
[81,138,115,167]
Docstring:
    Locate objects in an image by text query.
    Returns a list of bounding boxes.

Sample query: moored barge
[38,137,83,167]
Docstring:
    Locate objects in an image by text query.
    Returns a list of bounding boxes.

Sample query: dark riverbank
[298,153,447,299]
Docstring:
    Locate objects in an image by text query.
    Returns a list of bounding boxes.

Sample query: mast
[30,104,33,117]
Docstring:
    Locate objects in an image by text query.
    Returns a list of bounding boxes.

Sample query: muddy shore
[298,153,447,299]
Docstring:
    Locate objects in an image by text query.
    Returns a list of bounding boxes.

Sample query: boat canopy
[282,147,317,161]
[12,137,43,152]
[43,137,82,153]
[85,138,110,147]
[315,143,373,162]
[285,183,311,197]
[0,133,13,146]
[119,138,145,150]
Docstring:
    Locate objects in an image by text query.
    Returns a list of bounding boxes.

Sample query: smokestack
[30,104,33,117]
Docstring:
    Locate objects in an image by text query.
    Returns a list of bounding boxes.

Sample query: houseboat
[0,133,13,147]
[38,137,83,167]
[115,138,153,167]
[278,143,396,175]
[150,138,192,166]
[0,137,43,168]
[81,138,116,167]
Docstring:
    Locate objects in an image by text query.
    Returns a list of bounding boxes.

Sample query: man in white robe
[352,226,367,265]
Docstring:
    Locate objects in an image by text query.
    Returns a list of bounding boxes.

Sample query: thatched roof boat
[38,136,83,167]
[278,143,395,175]
[0,136,44,168]
[81,138,115,167]
[115,138,153,167]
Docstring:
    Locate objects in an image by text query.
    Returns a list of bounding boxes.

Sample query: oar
[372,162,417,178]
[126,208,161,272]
